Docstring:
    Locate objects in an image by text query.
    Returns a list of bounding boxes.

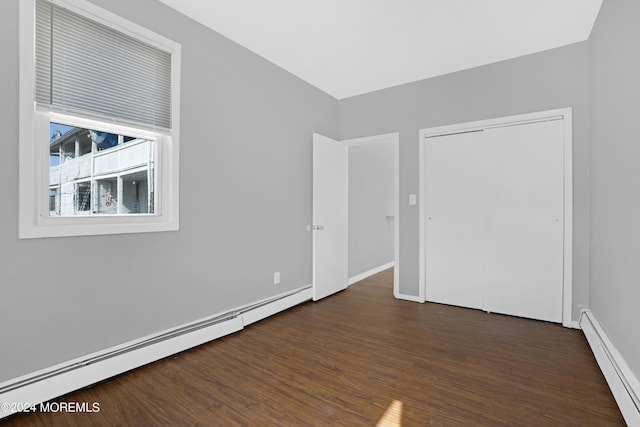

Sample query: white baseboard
[0,286,312,420]
[580,309,640,426]
[348,261,394,285]
[568,320,581,329]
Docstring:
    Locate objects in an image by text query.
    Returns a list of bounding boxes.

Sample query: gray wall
[348,140,395,278]
[589,0,640,378]
[339,42,591,319]
[5,0,635,388]
[0,0,337,383]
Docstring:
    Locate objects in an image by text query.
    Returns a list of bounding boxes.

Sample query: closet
[424,117,565,323]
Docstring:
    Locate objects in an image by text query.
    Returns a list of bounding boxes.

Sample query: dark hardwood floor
[2,269,624,426]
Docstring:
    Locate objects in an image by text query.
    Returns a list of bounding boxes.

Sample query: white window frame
[19,0,181,238]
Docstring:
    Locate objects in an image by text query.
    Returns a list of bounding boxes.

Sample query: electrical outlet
[273,272,280,285]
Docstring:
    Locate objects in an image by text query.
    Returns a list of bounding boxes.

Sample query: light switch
[409,194,417,205]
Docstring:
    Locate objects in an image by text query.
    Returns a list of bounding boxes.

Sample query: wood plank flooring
[2,269,624,426]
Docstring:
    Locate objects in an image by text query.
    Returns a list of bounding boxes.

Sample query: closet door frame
[418,108,573,328]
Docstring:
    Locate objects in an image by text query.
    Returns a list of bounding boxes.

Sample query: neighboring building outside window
[49,124,155,217]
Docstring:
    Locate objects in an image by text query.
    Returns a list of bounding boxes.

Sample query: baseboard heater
[0,285,312,420]
[580,309,640,426]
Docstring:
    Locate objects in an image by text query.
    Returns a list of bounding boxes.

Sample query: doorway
[344,133,399,291]
[311,132,400,301]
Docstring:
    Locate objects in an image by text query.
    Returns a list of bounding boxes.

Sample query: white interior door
[425,131,484,310]
[312,133,348,301]
[482,120,564,322]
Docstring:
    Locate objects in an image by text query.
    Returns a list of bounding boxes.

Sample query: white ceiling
[157,0,603,100]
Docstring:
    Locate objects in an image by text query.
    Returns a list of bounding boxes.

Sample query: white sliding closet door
[424,119,564,323]
[425,131,484,310]
[482,120,564,322]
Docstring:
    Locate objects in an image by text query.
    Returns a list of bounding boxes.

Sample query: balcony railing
[50,139,151,186]
[49,155,92,185]
[94,139,150,175]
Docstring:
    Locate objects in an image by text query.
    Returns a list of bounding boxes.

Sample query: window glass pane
[96,178,118,214]
[50,122,154,216]
[122,171,149,214]
[75,182,92,212]
[49,188,59,215]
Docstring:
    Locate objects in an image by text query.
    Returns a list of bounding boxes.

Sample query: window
[49,188,59,215]
[75,182,92,213]
[49,122,155,217]
[19,0,180,238]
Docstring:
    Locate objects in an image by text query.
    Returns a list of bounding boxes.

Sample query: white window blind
[35,0,172,130]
